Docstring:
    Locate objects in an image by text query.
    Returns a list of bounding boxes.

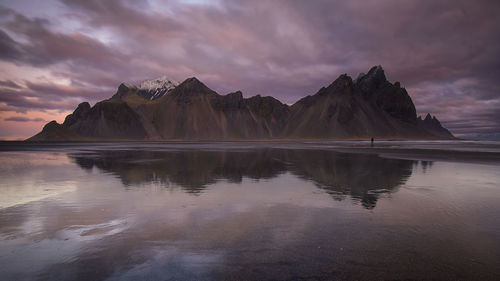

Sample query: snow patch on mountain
[138,76,179,100]
[140,76,178,90]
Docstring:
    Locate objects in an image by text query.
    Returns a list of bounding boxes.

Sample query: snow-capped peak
[139,76,179,91]
[137,76,180,100]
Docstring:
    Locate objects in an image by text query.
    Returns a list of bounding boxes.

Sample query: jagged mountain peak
[418,113,454,138]
[135,75,179,100]
[63,102,91,127]
[330,73,353,87]
[162,77,218,102]
[422,113,441,125]
[424,113,433,121]
[76,101,91,110]
[182,77,205,87]
[316,74,354,97]
[112,83,138,99]
[225,91,243,99]
[368,65,385,74]
[169,77,215,97]
[139,75,178,91]
[366,65,385,79]
[355,65,387,91]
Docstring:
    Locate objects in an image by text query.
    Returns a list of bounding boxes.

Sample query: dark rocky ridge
[28,66,455,141]
[417,113,454,139]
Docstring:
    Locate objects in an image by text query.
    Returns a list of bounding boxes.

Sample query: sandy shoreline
[1,140,499,165]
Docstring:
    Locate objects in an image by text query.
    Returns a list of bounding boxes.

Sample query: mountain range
[28,66,454,141]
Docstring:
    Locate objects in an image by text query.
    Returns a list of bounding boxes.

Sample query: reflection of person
[371,137,374,147]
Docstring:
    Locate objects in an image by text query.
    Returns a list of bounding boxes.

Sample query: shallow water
[0,142,500,280]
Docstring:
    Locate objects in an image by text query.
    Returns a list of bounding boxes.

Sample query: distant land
[28,66,454,141]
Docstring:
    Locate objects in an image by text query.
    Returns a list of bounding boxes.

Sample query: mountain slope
[28,66,455,141]
[150,78,290,139]
[284,66,445,138]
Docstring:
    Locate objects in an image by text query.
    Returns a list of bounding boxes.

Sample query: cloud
[0,28,24,61]
[4,116,45,122]
[0,0,499,137]
[0,88,81,112]
[25,81,108,99]
[0,5,127,68]
[0,79,22,89]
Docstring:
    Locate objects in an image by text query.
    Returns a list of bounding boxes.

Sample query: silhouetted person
[370,137,374,147]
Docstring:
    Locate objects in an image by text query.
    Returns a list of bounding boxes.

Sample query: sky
[0,0,499,139]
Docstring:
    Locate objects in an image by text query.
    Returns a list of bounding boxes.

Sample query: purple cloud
[0,79,22,89]
[0,88,79,112]
[4,116,45,122]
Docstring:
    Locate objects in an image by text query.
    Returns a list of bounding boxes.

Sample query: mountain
[137,76,178,100]
[284,66,445,138]
[28,66,455,141]
[416,113,455,139]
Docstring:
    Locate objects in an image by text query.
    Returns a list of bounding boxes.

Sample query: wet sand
[0,141,499,280]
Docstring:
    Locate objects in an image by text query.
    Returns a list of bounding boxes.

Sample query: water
[1,141,500,280]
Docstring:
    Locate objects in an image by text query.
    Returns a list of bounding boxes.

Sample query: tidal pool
[1,141,499,280]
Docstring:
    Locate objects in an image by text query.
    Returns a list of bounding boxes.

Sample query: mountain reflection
[69,149,416,209]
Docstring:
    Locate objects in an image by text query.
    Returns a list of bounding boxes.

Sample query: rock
[418,113,455,138]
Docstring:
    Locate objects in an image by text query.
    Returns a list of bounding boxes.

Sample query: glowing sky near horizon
[0,0,499,139]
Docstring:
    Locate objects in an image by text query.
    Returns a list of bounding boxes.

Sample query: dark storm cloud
[59,0,349,95]
[0,6,127,68]
[0,0,499,137]
[59,0,500,87]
